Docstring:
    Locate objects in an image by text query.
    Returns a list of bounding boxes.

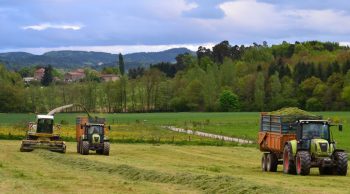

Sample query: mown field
[0,112,350,193]
[1,140,350,194]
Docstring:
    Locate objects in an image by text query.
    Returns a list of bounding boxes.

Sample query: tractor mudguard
[334,149,345,153]
[288,140,297,156]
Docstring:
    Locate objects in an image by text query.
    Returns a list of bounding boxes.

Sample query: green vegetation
[1,140,350,193]
[2,41,350,113]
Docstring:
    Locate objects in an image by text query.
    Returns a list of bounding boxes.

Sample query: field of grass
[0,112,349,149]
[1,140,350,194]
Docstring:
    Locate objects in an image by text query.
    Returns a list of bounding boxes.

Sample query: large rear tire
[82,141,90,155]
[103,142,110,156]
[261,153,267,171]
[267,153,278,172]
[283,144,296,174]
[334,151,348,176]
[296,151,311,175]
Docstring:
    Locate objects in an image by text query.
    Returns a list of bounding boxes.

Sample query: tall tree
[254,72,265,111]
[41,65,53,86]
[118,53,125,75]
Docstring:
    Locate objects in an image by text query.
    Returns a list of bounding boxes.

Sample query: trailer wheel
[261,153,267,171]
[103,142,110,156]
[296,151,311,175]
[77,141,80,153]
[334,151,348,176]
[82,141,90,155]
[267,153,278,172]
[283,144,296,174]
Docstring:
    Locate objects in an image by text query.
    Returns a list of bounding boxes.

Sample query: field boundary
[163,126,254,144]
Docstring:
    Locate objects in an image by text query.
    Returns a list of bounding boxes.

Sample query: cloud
[22,23,83,31]
[0,43,215,55]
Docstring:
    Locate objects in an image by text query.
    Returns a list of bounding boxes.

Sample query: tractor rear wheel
[296,151,311,175]
[103,142,110,156]
[267,153,278,172]
[82,141,90,155]
[261,153,267,171]
[334,151,348,176]
[283,144,296,174]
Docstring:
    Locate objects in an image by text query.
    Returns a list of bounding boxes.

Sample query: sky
[1,0,350,54]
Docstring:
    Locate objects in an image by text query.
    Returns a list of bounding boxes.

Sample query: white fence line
[163,126,254,144]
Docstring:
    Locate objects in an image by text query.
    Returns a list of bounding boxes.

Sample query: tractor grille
[319,143,328,152]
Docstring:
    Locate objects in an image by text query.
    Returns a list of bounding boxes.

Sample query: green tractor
[283,120,347,175]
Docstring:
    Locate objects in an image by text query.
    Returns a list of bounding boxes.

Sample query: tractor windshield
[302,123,329,140]
[88,125,103,135]
[37,119,53,133]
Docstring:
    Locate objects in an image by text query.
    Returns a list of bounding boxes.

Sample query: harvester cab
[76,117,110,155]
[20,114,66,153]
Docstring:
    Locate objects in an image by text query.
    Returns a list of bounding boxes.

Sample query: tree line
[1,40,350,113]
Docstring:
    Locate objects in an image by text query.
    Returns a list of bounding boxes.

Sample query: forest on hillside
[2,40,350,113]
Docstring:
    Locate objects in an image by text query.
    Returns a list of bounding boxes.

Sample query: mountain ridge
[0,47,195,70]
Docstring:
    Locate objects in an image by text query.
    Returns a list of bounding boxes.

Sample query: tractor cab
[296,120,330,142]
[295,120,341,157]
[83,123,105,144]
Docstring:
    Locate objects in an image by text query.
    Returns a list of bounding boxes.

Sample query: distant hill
[0,48,195,70]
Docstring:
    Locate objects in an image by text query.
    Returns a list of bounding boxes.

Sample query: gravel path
[163,126,254,144]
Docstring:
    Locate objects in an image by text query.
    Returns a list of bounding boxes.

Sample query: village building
[64,69,86,82]
[34,68,45,80]
[100,74,120,82]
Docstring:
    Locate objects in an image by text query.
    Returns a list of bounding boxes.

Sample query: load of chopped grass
[269,107,322,122]
[270,107,316,116]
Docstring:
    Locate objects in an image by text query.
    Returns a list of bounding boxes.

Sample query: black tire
[82,141,90,155]
[267,153,278,172]
[334,151,348,176]
[283,144,296,174]
[77,141,80,153]
[103,142,110,156]
[261,153,267,171]
[296,151,311,175]
[319,167,333,175]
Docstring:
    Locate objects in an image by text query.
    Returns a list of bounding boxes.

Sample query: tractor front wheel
[296,151,311,175]
[82,141,90,155]
[103,142,110,156]
[334,151,348,176]
[283,144,296,174]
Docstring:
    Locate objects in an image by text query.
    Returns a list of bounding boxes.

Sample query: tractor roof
[37,115,54,119]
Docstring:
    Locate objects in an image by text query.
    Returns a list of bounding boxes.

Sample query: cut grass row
[2,140,350,194]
